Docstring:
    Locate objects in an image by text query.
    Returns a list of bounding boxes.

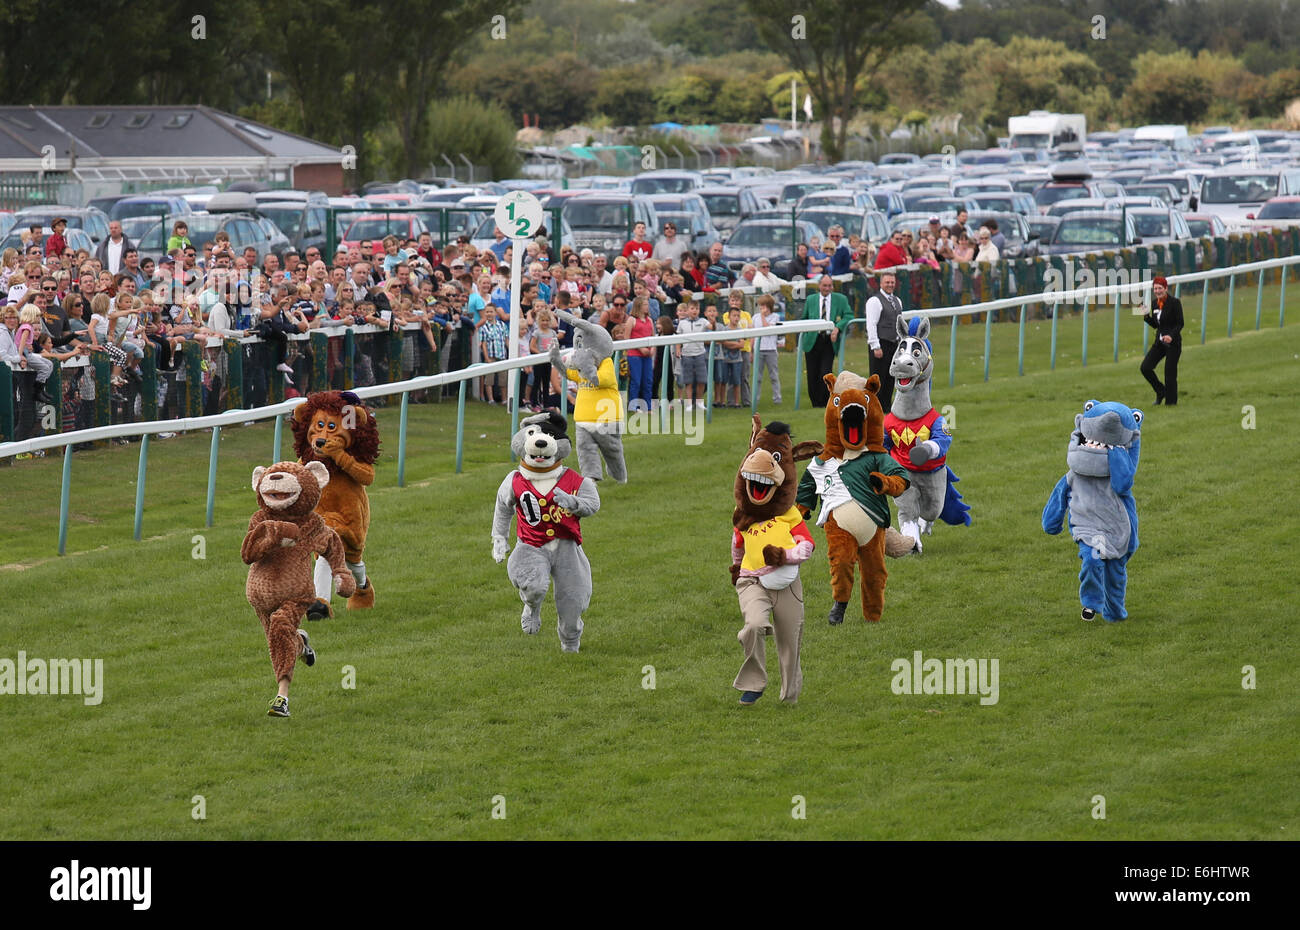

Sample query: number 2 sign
[494,191,544,241]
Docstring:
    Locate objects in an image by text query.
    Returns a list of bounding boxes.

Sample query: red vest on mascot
[512,469,585,546]
[883,407,946,472]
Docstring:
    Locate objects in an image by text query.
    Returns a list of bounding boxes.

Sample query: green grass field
[1,301,1297,840]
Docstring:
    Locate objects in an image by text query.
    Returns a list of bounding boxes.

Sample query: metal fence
[3,248,1297,553]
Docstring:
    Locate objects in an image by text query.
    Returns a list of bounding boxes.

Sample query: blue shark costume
[1042,400,1142,622]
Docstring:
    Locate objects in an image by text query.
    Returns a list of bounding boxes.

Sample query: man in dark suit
[1140,275,1183,405]
[800,275,854,406]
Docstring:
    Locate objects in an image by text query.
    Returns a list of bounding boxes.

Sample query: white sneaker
[695,400,706,410]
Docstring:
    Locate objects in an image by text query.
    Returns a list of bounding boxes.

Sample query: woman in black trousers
[1141,275,1183,406]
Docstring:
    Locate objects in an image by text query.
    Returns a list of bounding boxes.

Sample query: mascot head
[734,416,820,530]
[1068,400,1142,478]
[291,390,381,466]
[251,460,329,518]
[822,370,886,457]
[889,316,933,397]
[511,409,572,473]
[552,309,613,384]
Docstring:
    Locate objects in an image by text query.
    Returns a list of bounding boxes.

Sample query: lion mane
[290,390,381,465]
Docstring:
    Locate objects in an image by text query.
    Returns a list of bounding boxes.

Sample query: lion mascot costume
[291,390,380,619]
[492,410,601,652]
[243,460,355,717]
[797,371,913,625]
[730,417,821,706]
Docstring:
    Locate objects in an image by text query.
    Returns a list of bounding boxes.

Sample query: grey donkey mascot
[549,309,627,483]
[883,316,972,553]
[491,410,602,652]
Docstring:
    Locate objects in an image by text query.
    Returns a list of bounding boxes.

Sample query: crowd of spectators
[3,210,898,452]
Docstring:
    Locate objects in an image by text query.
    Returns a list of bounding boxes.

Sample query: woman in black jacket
[1140,275,1183,405]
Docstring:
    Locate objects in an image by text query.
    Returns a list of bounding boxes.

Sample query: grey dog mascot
[549,309,627,483]
[491,410,601,652]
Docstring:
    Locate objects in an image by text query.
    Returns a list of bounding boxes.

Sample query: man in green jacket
[800,275,855,406]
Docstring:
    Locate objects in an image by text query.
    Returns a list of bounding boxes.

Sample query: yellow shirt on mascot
[567,356,624,425]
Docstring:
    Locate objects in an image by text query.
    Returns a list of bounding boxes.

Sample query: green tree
[745,0,931,161]
[424,97,521,180]
[1121,51,1213,124]
[593,66,660,126]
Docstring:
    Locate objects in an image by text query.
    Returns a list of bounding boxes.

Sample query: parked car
[863,189,907,218]
[252,189,329,206]
[629,171,704,196]
[6,206,110,246]
[0,211,13,240]
[1244,196,1300,232]
[1124,183,1182,208]
[468,212,574,254]
[253,201,331,256]
[967,192,1038,215]
[339,213,431,253]
[900,174,956,192]
[966,211,1041,259]
[953,178,1014,197]
[694,186,767,239]
[722,217,825,274]
[1141,173,1200,210]
[364,192,419,209]
[1182,214,1228,239]
[418,187,482,206]
[777,179,839,206]
[86,194,132,217]
[878,153,922,166]
[1197,167,1300,230]
[109,195,192,223]
[560,194,659,259]
[0,225,94,256]
[797,206,890,247]
[889,211,957,233]
[909,195,981,217]
[1040,211,1141,256]
[1126,207,1195,248]
[134,207,288,263]
[795,190,877,212]
[1026,214,1062,244]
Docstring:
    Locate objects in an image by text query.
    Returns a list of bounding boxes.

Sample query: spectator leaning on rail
[826,225,853,276]
[705,241,735,289]
[874,230,911,270]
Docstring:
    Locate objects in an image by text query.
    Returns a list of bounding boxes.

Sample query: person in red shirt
[415,231,441,268]
[44,218,68,261]
[621,222,653,262]
[873,229,911,270]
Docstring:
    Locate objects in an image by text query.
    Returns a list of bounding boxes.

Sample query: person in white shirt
[652,221,690,267]
[675,299,711,409]
[864,270,903,412]
[96,221,134,274]
[751,258,787,292]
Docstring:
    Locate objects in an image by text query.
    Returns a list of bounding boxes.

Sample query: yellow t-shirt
[737,310,752,352]
[567,356,623,425]
[735,506,808,570]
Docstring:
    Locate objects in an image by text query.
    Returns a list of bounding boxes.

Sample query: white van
[1133,125,1193,154]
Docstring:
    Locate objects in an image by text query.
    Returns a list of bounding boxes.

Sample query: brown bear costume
[291,391,380,618]
[243,460,355,715]
[729,417,821,706]
[796,372,912,625]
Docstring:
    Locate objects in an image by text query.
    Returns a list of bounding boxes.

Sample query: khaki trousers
[733,575,805,702]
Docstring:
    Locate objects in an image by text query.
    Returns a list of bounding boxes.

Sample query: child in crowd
[717,307,745,408]
[530,306,559,410]
[478,305,509,404]
[754,294,783,405]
